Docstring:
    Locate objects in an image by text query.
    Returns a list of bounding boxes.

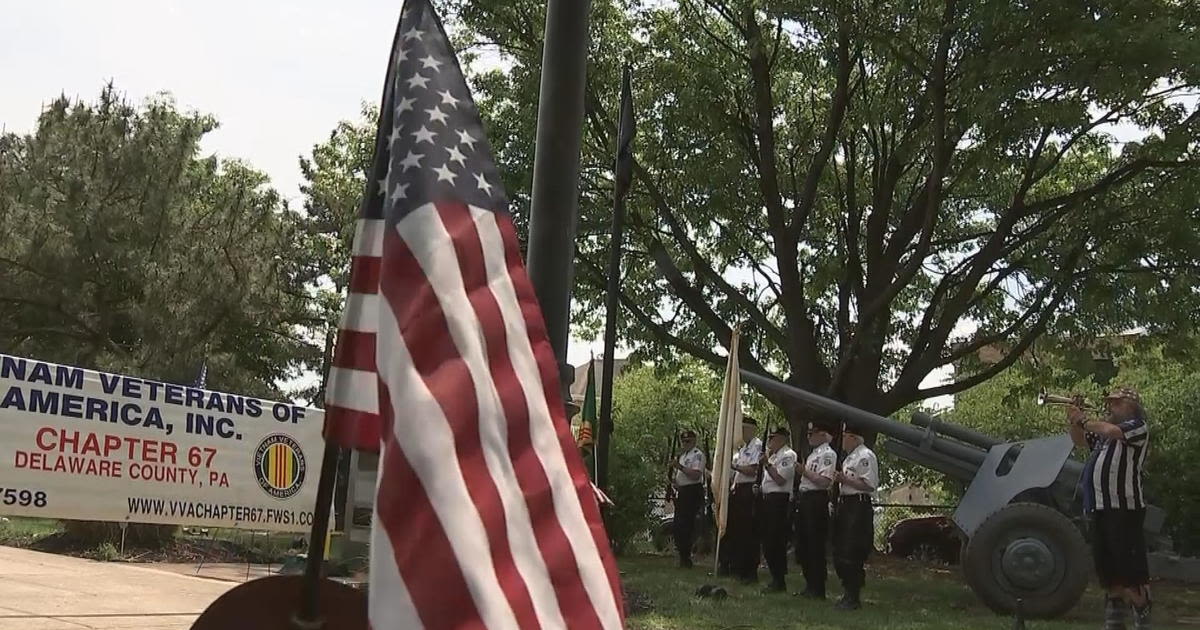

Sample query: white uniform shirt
[760,445,798,495]
[674,447,706,488]
[732,437,763,484]
[798,442,837,492]
[839,443,879,496]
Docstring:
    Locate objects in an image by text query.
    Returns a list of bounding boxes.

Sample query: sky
[2,0,398,209]
[0,0,616,369]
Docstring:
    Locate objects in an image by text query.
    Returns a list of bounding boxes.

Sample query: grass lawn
[0,516,298,563]
[0,516,62,546]
[619,553,1200,629]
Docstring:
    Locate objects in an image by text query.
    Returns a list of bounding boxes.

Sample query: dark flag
[321,1,625,628]
[614,64,636,200]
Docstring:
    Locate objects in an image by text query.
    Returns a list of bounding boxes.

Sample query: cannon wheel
[962,502,1089,618]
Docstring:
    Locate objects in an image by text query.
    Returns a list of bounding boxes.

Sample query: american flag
[323,2,625,628]
[193,361,208,389]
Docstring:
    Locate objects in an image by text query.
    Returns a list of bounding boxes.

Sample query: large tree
[290,105,379,404]
[448,0,1200,426]
[0,86,315,398]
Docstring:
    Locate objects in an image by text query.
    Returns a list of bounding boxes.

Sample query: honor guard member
[671,429,706,568]
[718,416,763,583]
[794,421,837,599]
[760,426,798,592]
[832,424,878,610]
[1067,386,1153,630]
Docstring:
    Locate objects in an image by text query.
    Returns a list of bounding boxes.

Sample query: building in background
[567,355,628,423]
[884,482,940,506]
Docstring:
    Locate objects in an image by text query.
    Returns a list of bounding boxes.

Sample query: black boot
[1104,596,1128,630]
[835,590,861,610]
[762,580,786,594]
[1132,599,1152,630]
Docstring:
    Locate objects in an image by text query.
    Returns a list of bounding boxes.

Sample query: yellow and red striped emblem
[254,434,307,499]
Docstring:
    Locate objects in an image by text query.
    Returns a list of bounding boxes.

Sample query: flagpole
[525,0,593,395]
[591,352,599,482]
[294,327,342,628]
[596,64,634,493]
[294,443,340,626]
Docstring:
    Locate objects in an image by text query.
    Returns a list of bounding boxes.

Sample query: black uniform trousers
[672,484,704,563]
[761,492,791,587]
[1091,509,1149,588]
[795,490,830,595]
[832,494,873,597]
[718,483,759,580]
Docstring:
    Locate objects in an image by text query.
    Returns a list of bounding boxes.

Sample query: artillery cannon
[738,370,1165,619]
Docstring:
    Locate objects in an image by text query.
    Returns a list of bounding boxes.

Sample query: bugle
[1037,389,1097,411]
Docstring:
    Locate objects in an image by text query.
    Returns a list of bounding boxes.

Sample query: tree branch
[909,245,1085,402]
[791,11,853,235]
[576,254,774,380]
[632,162,788,349]
[645,237,771,375]
[743,3,828,388]
[828,0,957,395]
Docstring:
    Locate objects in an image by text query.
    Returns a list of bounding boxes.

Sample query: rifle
[830,421,845,500]
[663,426,680,503]
[702,431,713,518]
[754,418,771,492]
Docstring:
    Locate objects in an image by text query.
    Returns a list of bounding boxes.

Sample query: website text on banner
[0,353,324,533]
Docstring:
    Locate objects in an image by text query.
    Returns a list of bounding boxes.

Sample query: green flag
[579,358,597,451]
[576,358,599,483]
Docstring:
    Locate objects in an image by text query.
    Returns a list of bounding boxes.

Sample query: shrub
[602,362,720,554]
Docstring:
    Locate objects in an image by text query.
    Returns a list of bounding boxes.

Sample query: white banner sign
[0,353,325,533]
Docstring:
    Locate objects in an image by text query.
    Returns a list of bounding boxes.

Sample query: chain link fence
[872,503,960,564]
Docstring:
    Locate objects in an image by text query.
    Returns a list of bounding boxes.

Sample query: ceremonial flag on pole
[711,326,743,571]
[578,357,597,451]
[577,419,595,450]
[321,1,625,627]
[614,64,635,200]
[193,362,208,389]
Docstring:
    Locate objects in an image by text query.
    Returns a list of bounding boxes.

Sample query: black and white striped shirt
[1080,416,1150,511]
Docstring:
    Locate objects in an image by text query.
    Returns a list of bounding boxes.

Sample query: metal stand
[1013,598,1027,629]
[194,527,218,575]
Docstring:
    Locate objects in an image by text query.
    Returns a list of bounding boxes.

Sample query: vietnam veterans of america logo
[253,434,306,499]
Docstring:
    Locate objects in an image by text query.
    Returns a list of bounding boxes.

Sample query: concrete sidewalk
[0,546,234,630]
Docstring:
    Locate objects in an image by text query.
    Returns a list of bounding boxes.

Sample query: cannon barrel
[736,370,1098,492]
[909,409,1088,490]
[738,370,988,469]
[910,412,1000,449]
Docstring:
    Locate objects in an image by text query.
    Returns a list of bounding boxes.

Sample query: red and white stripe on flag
[325,216,387,451]
[325,205,625,629]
